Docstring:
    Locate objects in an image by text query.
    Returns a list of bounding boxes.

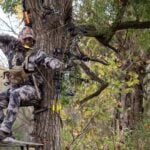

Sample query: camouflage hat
[18,26,35,41]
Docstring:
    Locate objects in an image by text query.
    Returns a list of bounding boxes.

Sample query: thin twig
[0,18,17,35]
[66,112,97,150]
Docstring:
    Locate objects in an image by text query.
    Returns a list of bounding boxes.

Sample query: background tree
[62,0,150,149]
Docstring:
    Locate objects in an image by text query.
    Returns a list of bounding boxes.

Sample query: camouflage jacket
[0,34,64,87]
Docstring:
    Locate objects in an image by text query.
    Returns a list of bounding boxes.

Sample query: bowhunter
[0,26,65,140]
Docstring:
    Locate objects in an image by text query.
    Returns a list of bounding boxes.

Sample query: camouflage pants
[0,85,40,133]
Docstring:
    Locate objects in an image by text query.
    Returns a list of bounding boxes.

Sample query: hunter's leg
[0,90,9,124]
[0,85,40,134]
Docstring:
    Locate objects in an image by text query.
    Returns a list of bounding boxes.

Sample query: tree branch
[76,62,108,105]
[76,21,150,38]
[79,62,105,84]
[114,21,150,30]
[76,45,109,65]
[73,20,150,53]
[0,18,17,35]
[78,84,108,106]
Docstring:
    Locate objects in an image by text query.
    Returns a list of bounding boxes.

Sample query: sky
[0,7,23,68]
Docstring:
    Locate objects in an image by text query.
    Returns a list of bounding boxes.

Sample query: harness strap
[32,74,41,99]
[23,47,34,70]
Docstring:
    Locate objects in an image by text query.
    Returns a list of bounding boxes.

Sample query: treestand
[0,137,43,150]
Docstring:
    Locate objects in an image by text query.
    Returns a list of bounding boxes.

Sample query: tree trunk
[119,83,143,130]
[25,0,72,149]
[112,31,147,133]
[143,63,150,117]
[114,65,145,132]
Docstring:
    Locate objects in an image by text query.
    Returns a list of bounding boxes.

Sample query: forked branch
[76,62,108,105]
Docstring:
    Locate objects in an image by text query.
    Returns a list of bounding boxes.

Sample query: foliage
[61,0,150,148]
[74,0,116,26]
[125,117,150,150]
[61,34,147,149]
[129,0,150,20]
[0,0,21,14]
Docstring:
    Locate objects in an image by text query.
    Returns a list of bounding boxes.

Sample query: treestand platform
[0,137,43,150]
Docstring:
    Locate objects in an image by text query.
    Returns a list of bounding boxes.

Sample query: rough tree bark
[25,0,72,150]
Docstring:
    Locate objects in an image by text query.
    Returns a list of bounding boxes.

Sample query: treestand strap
[22,0,32,27]
[23,11,31,26]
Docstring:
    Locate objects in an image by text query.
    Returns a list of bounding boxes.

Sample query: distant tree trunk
[113,33,148,135]
[143,63,150,118]
[118,73,144,130]
[26,0,72,149]
[112,62,147,150]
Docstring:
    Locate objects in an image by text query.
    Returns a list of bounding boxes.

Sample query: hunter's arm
[33,49,64,70]
[0,34,19,54]
[0,34,17,46]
